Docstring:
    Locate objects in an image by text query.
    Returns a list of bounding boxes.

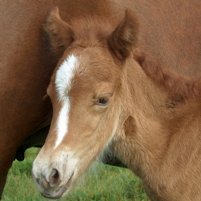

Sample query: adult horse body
[0,1,56,197]
[31,1,201,201]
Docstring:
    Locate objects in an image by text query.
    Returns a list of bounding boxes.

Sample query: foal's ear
[44,7,74,55]
[108,10,138,62]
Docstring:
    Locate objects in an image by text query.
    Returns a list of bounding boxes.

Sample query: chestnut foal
[33,7,201,201]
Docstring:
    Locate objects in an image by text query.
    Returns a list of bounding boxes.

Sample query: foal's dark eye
[93,93,112,108]
[97,97,109,106]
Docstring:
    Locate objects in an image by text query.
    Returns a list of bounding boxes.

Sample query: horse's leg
[0,162,14,198]
[0,144,16,198]
[0,177,6,199]
[0,173,7,199]
[0,165,10,198]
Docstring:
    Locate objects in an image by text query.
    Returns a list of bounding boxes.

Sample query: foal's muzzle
[32,148,78,199]
[33,167,74,199]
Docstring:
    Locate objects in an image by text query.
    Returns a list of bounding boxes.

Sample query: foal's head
[32,8,138,198]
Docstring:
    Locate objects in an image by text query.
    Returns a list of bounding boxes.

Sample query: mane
[133,50,201,106]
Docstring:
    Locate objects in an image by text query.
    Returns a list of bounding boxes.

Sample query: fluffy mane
[133,50,201,106]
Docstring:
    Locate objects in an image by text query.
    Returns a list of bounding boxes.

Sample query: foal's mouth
[41,171,75,199]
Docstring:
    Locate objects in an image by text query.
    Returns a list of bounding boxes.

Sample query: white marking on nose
[54,55,79,148]
[55,99,70,148]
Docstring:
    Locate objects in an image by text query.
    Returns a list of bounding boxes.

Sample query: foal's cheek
[124,116,136,137]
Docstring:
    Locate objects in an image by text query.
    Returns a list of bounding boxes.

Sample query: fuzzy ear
[44,7,74,55]
[108,10,138,62]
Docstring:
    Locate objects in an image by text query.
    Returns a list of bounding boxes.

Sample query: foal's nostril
[49,168,60,187]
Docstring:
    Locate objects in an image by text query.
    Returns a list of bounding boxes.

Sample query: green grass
[2,148,149,201]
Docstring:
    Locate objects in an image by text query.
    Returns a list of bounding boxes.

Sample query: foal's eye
[97,97,109,106]
[93,93,113,108]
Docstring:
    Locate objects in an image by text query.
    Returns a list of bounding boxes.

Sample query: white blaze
[54,55,79,148]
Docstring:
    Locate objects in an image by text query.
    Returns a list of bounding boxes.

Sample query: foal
[32,7,201,201]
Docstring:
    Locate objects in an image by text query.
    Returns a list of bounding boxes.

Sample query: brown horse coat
[0,1,55,196]
[32,0,201,200]
[1,0,201,199]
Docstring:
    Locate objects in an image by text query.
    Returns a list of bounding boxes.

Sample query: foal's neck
[123,58,168,118]
[113,58,169,174]
[111,57,201,201]
[114,55,201,177]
